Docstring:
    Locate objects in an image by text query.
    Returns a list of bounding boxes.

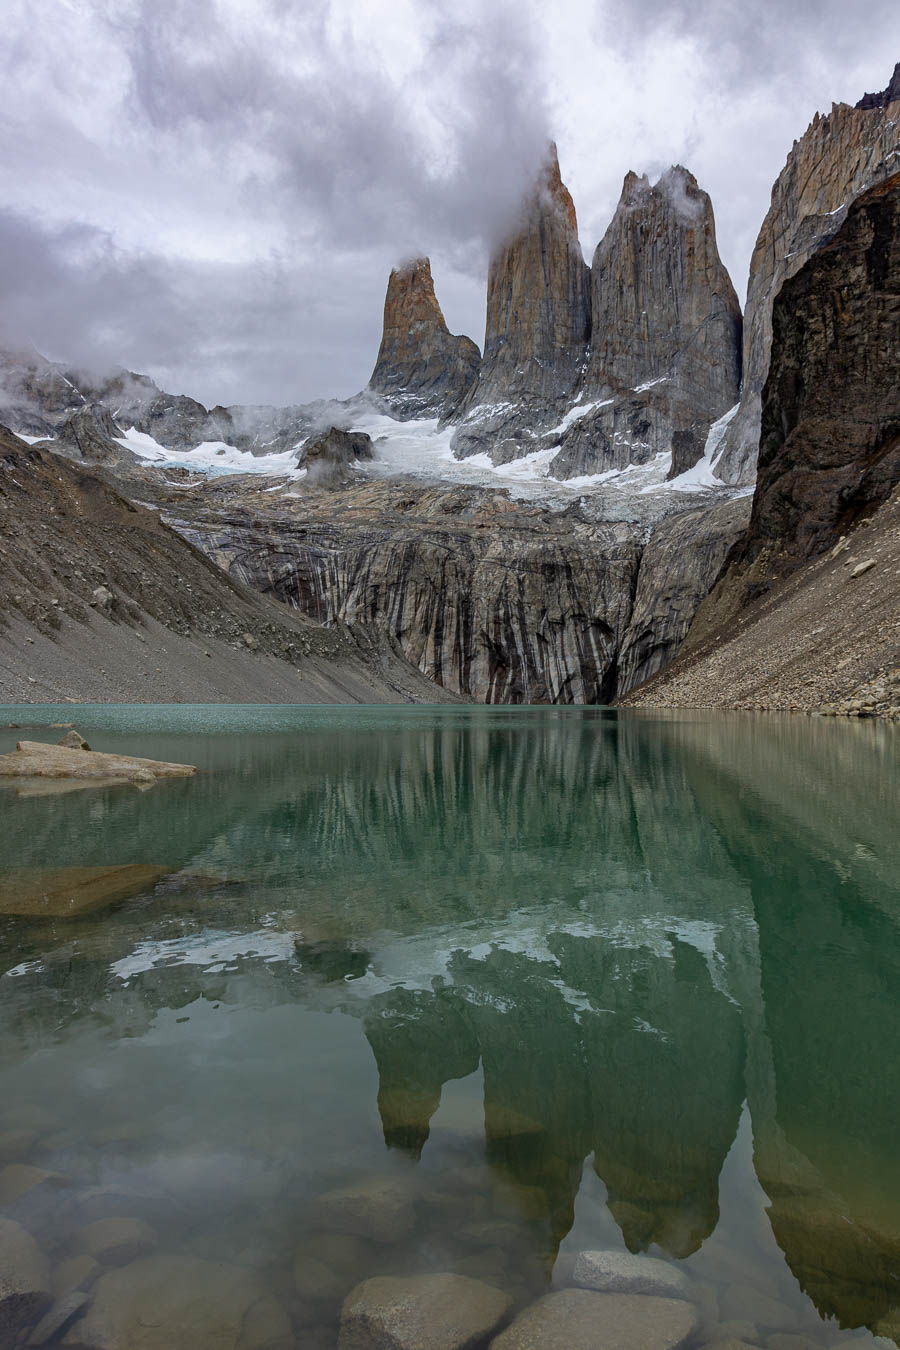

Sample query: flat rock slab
[0,866,172,918]
[490,1289,699,1350]
[340,1274,513,1350]
[0,741,196,792]
[572,1251,691,1300]
[0,1218,52,1340]
[62,1254,260,1350]
[316,1177,417,1244]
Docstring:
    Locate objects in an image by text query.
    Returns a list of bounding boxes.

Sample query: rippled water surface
[0,706,898,1350]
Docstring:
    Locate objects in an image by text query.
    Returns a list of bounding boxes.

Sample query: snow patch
[655,403,739,493]
[114,427,301,478]
[545,398,614,438]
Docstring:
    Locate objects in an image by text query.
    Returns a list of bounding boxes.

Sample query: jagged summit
[367,257,480,420]
[450,143,591,462]
[549,163,742,480]
[855,60,900,110]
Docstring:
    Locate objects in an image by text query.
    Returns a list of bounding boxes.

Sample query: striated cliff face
[368,258,481,419]
[177,483,640,703]
[450,145,591,463]
[615,496,751,692]
[550,167,742,481]
[714,79,900,485]
[172,477,747,704]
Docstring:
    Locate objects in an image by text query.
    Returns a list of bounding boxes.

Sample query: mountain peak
[368,257,480,420]
[855,60,900,110]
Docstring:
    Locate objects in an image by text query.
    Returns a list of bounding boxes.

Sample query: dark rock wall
[746,172,900,573]
[714,84,900,485]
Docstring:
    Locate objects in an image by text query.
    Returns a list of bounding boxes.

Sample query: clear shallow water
[0,706,898,1349]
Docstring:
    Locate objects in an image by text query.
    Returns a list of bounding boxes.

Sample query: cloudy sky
[1,0,898,407]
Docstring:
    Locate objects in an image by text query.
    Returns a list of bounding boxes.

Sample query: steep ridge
[0,343,86,436]
[368,258,480,419]
[714,68,900,485]
[549,167,742,480]
[450,144,591,463]
[621,175,900,714]
[0,346,320,458]
[0,426,449,704]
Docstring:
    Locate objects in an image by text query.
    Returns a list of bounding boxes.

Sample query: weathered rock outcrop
[747,172,900,571]
[0,741,197,789]
[0,344,85,437]
[621,175,900,714]
[714,70,900,485]
[298,426,375,486]
[450,145,591,463]
[550,167,741,481]
[368,258,480,419]
[35,404,137,468]
[616,496,751,692]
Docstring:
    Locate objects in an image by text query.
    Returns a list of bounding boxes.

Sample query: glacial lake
[0,705,898,1350]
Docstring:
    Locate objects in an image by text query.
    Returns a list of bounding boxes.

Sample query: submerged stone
[572,1250,691,1300]
[27,1291,90,1346]
[339,1273,513,1350]
[61,1254,260,1350]
[315,1176,417,1244]
[74,1217,158,1267]
[490,1289,698,1350]
[0,866,172,918]
[0,1218,52,1341]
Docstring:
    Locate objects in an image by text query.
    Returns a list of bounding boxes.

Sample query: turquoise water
[0,706,898,1348]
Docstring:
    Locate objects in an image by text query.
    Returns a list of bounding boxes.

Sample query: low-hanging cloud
[1,0,899,406]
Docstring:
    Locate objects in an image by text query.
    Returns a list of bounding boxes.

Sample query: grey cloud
[2,0,899,408]
[0,207,384,406]
[114,0,553,262]
[595,0,900,98]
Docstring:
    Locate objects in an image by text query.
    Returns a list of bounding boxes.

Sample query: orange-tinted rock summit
[368,258,480,420]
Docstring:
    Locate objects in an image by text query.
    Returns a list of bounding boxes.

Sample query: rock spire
[368,257,480,420]
[450,144,591,462]
[549,165,742,480]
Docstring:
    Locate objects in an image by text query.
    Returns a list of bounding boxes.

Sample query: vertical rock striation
[450,145,591,463]
[714,71,900,485]
[367,258,481,420]
[548,167,742,481]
